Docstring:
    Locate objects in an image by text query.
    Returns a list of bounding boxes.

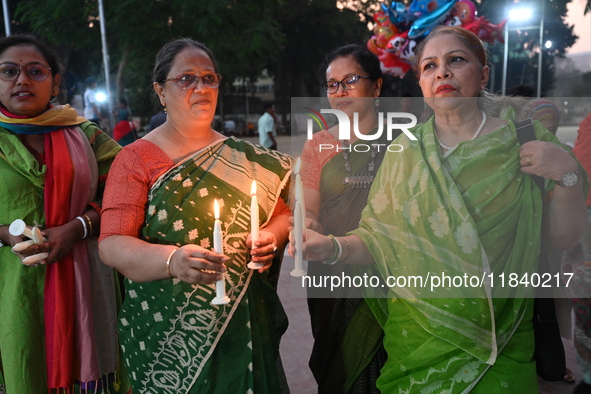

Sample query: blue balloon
[408,0,457,39]
[409,0,454,15]
[382,2,417,26]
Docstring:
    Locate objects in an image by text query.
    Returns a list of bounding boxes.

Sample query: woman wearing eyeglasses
[298,44,392,393]
[99,38,292,393]
[0,35,125,393]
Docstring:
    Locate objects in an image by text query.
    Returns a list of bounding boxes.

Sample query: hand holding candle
[247,180,264,270]
[9,219,49,265]
[211,199,230,305]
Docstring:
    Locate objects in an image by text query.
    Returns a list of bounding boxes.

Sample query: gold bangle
[341,237,351,262]
[166,248,179,278]
[82,214,93,237]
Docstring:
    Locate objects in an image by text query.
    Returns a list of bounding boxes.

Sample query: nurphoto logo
[303,107,418,153]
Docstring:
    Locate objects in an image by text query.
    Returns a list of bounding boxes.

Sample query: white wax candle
[295,173,307,230]
[294,200,302,268]
[212,199,230,304]
[250,180,259,248]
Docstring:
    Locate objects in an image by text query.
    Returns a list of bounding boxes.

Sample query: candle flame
[214,199,220,219]
[251,180,257,195]
[294,157,301,174]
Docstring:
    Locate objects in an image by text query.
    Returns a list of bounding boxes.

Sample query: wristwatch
[555,168,580,187]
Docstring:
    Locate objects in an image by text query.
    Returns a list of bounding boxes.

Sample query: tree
[264,0,370,128]
[15,0,283,116]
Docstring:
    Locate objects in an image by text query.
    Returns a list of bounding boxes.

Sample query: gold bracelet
[82,214,93,237]
[166,248,179,278]
[341,237,351,262]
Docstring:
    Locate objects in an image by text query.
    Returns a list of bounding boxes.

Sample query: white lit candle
[291,199,307,277]
[211,199,230,305]
[247,180,263,269]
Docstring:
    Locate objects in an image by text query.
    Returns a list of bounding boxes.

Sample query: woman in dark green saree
[99,38,292,394]
[300,44,396,394]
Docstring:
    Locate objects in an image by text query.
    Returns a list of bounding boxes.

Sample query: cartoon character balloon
[368,0,506,77]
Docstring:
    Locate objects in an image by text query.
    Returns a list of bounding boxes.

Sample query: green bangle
[322,234,342,265]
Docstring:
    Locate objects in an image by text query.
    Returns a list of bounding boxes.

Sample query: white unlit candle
[290,199,306,277]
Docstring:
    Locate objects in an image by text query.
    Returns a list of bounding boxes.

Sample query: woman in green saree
[291,26,587,393]
[99,38,292,393]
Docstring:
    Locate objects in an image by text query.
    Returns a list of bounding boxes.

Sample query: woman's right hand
[168,244,228,285]
[288,228,335,262]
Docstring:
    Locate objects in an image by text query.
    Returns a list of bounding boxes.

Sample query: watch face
[562,171,579,187]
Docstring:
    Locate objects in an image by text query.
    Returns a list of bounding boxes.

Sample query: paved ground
[243,126,585,393]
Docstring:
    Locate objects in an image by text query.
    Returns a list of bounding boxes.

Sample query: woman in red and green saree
[99,38,292,394]
[0,36,126,393]
[291,26,587,393]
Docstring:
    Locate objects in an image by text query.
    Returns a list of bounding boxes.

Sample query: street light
[502,2,545,97]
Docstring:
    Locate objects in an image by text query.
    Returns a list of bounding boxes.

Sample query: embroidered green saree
[353,118,582,393]
[118,138,291,394]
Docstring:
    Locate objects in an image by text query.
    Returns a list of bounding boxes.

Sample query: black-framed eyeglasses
[162,73,222,90]
[0,63,52,82]
[322,75,370,94]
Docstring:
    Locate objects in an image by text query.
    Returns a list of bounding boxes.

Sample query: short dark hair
[153,38,219,84]
[319,44,383,93]
[0,35,62,77]
[263,103,274,112]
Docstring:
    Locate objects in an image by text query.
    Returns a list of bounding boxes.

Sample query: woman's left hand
[519,140,578,181]
[246,230,278,273]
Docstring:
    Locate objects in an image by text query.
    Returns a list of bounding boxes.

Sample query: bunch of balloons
[367,0,507,77]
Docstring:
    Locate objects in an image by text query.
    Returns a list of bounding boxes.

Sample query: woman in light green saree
[99,38,291,393]
[291,26,587,393]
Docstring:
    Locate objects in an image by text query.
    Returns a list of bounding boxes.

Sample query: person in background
[509,84,535,98]
[112,97,137,146]
[0,34,126,394]
[148,108,166,131]
[99,37,292,393]
[567,111,591,393]
[258,102,277,150]
[83,76,100,124]
[523,98,560,135]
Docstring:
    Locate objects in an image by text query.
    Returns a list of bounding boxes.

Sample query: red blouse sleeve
[300,130,340,190]
[99,140,173,242]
